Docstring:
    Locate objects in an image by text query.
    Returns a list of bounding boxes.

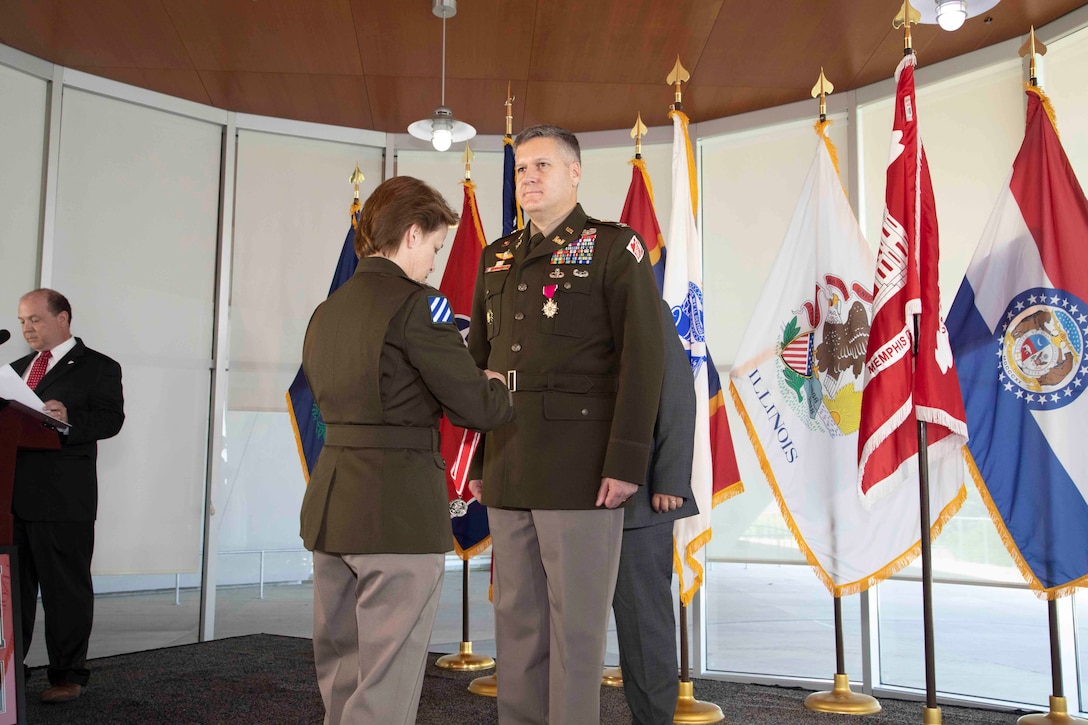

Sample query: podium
[0,400,61,546]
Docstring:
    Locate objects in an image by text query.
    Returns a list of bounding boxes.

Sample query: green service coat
[467,204,665,509]
[300,256,514,554]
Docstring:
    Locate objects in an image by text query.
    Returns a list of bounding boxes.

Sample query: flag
[502,136,523,235]
[664,110,743,606]
[440,180,491,558]
[857,54,968,513]
[730,125,961,596]
[947,87,1088,598]
[287,206,361,480]
[621,158,667,290]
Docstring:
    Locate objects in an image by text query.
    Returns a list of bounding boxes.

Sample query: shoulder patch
[428,295,453,324]
[626,236,645,263]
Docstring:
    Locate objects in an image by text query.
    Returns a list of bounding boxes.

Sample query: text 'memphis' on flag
[947,87,1088,598]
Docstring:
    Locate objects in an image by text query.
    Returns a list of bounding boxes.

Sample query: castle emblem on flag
[998,287,1087,410]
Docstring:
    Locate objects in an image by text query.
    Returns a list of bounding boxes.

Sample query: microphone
[0,329,10,345]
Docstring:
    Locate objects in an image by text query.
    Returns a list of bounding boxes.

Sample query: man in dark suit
[11,288,124,704]
[612,299,698,725]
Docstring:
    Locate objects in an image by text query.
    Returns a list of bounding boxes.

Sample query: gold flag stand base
[602,666,624,688]
[435,641,495,671]
[1018,696,1088,724]
[468,673,498,697]
[673,680,725,724]
[923,705,942,724]
[804,673,881,715]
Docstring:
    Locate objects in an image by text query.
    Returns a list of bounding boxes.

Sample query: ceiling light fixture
[916,0,1001,32]
[407,0,476,152]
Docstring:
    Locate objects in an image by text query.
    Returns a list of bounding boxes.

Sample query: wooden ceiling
[1,0,1085,135]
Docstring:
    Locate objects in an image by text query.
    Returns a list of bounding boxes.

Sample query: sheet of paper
[0,363,45,410]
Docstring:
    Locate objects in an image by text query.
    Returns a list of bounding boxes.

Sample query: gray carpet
[22,634,1030,723]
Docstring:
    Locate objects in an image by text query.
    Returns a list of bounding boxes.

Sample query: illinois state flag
[287,210,360,480]
[665,110,742,605]
[857,54,968,508]
[440,180,490,558]
[947,88,1088,598]
[731,126,961,595]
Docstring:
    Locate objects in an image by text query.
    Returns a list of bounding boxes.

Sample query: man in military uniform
[467,125,664,724]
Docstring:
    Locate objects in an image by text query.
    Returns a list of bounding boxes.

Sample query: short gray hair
[514,124,581,164]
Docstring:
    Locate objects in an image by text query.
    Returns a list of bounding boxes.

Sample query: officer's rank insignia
[549,268,565,279]
[429,295,453,324]
[565,226,574,234]
[552,235,564,245]
[542,284,559,318]
[626,236,645,263]
[449,498,468,518]
[573,268,589,278]
[550,233,595,265]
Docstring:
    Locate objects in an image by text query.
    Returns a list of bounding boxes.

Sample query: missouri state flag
[439,180,491,558]
[857,53,968,511]
[947,87,1088,598]
[287,208,361,480]
[731,125,960,595]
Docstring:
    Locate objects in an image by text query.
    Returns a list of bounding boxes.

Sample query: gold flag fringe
[667,109,699,218]
[728,381,968,597]
[1025,84,1061,141]
[350,198,361,229]
[628,157,658,208]
[286,390,311,485]
[454,535,492,561]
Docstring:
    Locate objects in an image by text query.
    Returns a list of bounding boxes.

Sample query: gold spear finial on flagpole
[811,68,834,121]
[667,56,690,111]
[1019,26,1048,87]
[504,81,515,137]
[349,163,365,200]
[893,0,921,54]
[462,142,475,181]
[630,113,648,158]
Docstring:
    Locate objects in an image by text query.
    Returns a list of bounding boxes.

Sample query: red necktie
[26,349,52,391]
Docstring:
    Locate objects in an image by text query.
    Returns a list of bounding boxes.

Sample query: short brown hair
[515,124,581,164]
[354,176,459,258]
[24,288,72,323]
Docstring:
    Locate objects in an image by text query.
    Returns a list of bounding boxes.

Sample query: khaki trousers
[312,550,444,725]
[489,507,624,725]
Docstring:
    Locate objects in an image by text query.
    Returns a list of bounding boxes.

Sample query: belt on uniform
[324,424,439,450]
[505,371,619,394]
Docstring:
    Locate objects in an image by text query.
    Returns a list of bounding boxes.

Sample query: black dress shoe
[41,682,82,703]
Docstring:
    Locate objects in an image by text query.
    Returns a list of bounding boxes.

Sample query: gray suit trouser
[489,507,624,725]
[614,522,678,725]
[312,550,444,725]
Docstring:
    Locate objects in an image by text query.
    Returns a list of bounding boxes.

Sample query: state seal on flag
[998,287,1087,410]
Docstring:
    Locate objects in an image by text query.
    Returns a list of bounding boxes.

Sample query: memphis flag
[947,87,1088,598]
[665,109,743,606]
[287,212,361,480]
[440,180,491,558]
[857,53,968,510]
[731,126,960,596]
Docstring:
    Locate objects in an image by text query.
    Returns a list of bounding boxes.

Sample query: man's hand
[484,369,507,384]
[651,494,684,513]
[468,479,483,500]
[596,477,637,509]
[42,400,68,424]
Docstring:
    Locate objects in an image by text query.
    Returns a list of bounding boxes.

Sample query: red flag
[857,54,968,504]
[439,181,489,558]
[621,159,666,289]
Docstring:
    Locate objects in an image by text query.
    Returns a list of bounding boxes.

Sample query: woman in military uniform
[300,176,514,725]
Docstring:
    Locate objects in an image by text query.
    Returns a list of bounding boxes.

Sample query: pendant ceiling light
[407,0,476,152]
[917,0,1001,32]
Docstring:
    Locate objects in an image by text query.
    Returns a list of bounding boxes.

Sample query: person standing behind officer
[300,176,515,725]
[467,124,665,724]
[613,298,699,725]
[11,288,125,704]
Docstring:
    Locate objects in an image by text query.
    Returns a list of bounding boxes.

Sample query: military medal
[449,499,468,518]
[542,284,559,318]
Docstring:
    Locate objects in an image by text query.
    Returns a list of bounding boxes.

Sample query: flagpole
[800,69,881,719]
[600,113,653,692]
[663,57,724,725]
[436,143,496,675]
